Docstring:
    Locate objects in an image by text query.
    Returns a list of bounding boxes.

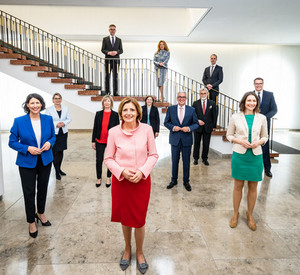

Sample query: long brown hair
[239,92,260,113]
[156,40,169,53]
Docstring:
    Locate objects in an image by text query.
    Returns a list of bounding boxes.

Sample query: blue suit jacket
[9,114,56,168]
[257,90,277,130]
[164,105,199,146]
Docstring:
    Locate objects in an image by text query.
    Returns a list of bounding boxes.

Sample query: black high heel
[29,223,38,238]
[35,213,52,226]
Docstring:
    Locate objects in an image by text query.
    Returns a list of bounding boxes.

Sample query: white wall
[0,42,299,129]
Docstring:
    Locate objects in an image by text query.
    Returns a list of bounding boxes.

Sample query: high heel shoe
[29,223,38,238]
[229,212,239,228]
[246,211,256,231]
[96,179,101,188]
[35,213,52,226]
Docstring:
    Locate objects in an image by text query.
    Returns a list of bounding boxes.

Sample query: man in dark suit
[164,92,199,191]
[192,88,217,166]
[202,54,223,103]
[254,77,277,177]
[101,24,123,96]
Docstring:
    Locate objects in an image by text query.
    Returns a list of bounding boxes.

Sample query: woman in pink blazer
[226,92,268,231]
[104,97,158,274]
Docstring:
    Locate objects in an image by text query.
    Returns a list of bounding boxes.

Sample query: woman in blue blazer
[9,93,56,238]
[46,93,72,180]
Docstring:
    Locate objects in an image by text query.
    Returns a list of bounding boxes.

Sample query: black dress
[53,110,68,152]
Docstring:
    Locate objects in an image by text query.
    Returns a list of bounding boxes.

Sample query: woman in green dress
[226,92,268,231]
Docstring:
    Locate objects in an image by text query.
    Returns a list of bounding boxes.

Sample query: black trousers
[105,59,119,95]
[193,131,212,161]
[262,139,271,171]
[19,155,52,223]
[53,150,64,175]
[96,142,112,179]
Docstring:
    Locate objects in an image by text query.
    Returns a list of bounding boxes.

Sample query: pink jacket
[104,122,159,181]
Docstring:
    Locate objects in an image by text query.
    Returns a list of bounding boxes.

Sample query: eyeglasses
[177,96,186,99]
[254,82,263,85]
[109,28,116,31]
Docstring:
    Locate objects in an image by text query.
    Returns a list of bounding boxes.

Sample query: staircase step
[162,108,168,114]
[0,53,26,60]
[51,78,73,83]
[154,102,169,107]
[0,47,13,53]
[24,66,51,72]
[91,96,149,102]
[65,84,86,89]
[270,152,279,158]
[212,129,227,136]
[38,72,62,77]
[10,60,39,66]
[78,90,100,96]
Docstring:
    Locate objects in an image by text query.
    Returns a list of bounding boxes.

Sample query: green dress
[231,115,263,182]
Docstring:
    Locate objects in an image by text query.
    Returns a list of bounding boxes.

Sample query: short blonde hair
[118,97,142,121]
[102,95,114,109]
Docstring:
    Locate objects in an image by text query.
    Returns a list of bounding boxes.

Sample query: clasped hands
[239,139,261,149]
[27,141,51,155]
[173,126,190,132]
[108,51,118,56]
[56,122,65,128]
[122,168,143,183]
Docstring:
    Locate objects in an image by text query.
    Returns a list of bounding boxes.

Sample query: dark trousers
[105,59,119,95]
[171,140,192,183]
[262,139,271,171]
[18,156,52,223]
[96,142,112,179]
[53,150,64,176]
[209,90,219,127]
[193,131,212,161]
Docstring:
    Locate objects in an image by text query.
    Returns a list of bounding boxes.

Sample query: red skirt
[111,175,151,228]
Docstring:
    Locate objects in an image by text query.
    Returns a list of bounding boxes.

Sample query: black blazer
[202,65,223,92]
[92,110,120,142]
[141,105,160,134]
[192,99,217,133]
[101,36,123,59]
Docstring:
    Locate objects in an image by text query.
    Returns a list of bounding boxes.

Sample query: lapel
[175,105,181,125]
[239,113,249,134]
[40,114,45,144]
[52,105,60,120]
[25,114,38,146]
[182,105,189,125]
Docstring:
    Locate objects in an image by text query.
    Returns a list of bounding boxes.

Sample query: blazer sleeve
[92,112,99,142]
[47,116,56,147]
[260,115,268,145]
[226,115,236,143]
[104,129,125,181]
[117,38,123,55]
[264,93,278,120]
[164,107,175,131]
[138,126,159,179]
[154,107,160,133]
[211,66,223,88]
[62,106,72,126]
[202,68,209,85]
[162,51,170,65]
[101,37,109,55]
[189,108,200,132]
[8,118,29,154]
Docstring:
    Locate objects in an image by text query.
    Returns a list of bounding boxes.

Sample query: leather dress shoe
[119,251,131,271]
[246,211,257,231]
[137,255,148,274]
[202,160,209,166]
[183,182,192,191]
[167,181,177,189]
[193,159,198,165]
[265,170,273,177]
[229,212,239,228]
[59,170,66,176]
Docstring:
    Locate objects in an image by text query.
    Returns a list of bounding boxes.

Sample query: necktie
[179,107,183,124]
[202,100,206,114]
[258,92,261,106]
[111,36,115,47]
[210,66,214,76]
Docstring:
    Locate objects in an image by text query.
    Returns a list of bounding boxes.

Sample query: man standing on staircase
[253,77,277,177]
[101,24,123,96]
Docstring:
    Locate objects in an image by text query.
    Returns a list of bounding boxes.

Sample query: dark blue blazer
[257,90,277,130]
[164,105,199,147]
[9,114,56,168]
[202,65,223,91]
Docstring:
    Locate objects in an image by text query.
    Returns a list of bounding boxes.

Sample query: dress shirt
[177,105,186,122]
[201,99,207,113]
[255,90,264,103]
[110,35,115,45]
[31,119,41,148]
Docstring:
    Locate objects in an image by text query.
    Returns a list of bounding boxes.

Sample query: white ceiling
[0,0,300,45]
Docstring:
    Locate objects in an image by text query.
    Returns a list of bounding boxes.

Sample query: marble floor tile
[1,129,300,274]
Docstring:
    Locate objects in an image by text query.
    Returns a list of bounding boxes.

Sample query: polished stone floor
[1,129,300,275]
